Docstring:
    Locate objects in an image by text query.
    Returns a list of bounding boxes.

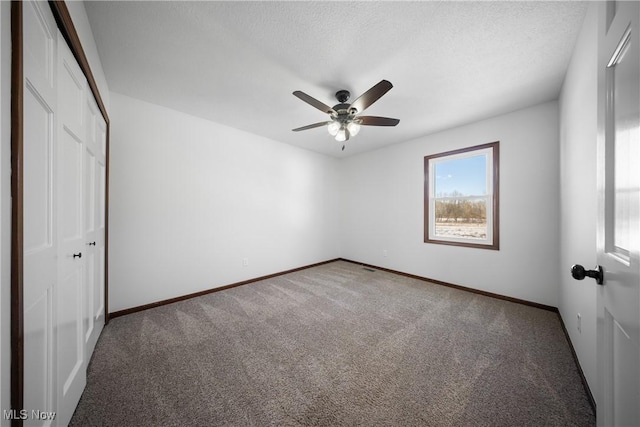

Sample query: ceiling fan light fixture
[335,127,349,142]
[327,120,340,136]
[347,121,361,137]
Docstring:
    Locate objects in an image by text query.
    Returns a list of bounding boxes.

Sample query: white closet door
[22,3,107,425]
[84,94,106,356]
[22,1,58,425]
[56,30,87,427]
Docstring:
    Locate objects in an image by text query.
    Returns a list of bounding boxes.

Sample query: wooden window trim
[424,141,500,250]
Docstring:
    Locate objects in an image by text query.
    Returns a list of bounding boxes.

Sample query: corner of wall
[338,101,561,307]
[558,0,599,404]
[107,93,342,312]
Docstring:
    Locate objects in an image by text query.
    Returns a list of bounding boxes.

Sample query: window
[424,141,499,249]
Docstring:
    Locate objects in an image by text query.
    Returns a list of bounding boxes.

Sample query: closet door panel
[55,31,87,427]
[58,61,84,140]
[84,94,105,355]
[58,130,82,242]
[56,268,83,394]
[23,85,56,423]
[23,84,53,255]
[23,291,53,426]
[56,126,85,427]
[23,0,55,101]
[22,1,58,423]
[84,148,96,344]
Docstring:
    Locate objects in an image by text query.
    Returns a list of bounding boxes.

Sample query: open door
[596,1,640,425]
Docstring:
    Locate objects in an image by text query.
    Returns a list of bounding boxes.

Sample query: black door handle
[86,242,96,246]
[73,252,82,259]
[571,264,603,285]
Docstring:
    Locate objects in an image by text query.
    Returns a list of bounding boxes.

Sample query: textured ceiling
[85,1,588,158]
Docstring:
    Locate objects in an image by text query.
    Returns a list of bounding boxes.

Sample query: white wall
[108,93,340,312]
[339,101,560,307]
[558,2,598,401]
[1,1,11,424]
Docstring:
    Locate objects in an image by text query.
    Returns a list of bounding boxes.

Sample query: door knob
[571,264,603,285]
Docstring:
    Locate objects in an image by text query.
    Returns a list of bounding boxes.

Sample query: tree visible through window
[424,142,499,249]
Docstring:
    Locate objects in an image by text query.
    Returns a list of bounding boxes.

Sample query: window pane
[434,154,487,197]
[434,198,487,240]
[424,141,499,250]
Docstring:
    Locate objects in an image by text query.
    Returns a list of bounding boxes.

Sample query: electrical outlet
[383,250,388,257]
[242,258,249,267]
[577,313,582,333]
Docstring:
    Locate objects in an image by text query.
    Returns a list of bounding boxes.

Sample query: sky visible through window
[435,154,486,196]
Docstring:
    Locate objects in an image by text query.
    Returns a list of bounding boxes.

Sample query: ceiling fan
[292,80,400,150]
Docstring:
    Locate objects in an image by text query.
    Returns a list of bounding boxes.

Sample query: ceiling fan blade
[293,91,336,115]
[292,121,331,132]
[358,116,400,126]
[350,80,393,114]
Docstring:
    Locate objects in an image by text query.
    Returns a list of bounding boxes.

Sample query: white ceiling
[85,1,588,158]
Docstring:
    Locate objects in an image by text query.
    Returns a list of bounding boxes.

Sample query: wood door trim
[10,1,111,423]
[10,2,24,424]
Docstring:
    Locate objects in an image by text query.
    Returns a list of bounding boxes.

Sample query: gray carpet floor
[70,260,595,426]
